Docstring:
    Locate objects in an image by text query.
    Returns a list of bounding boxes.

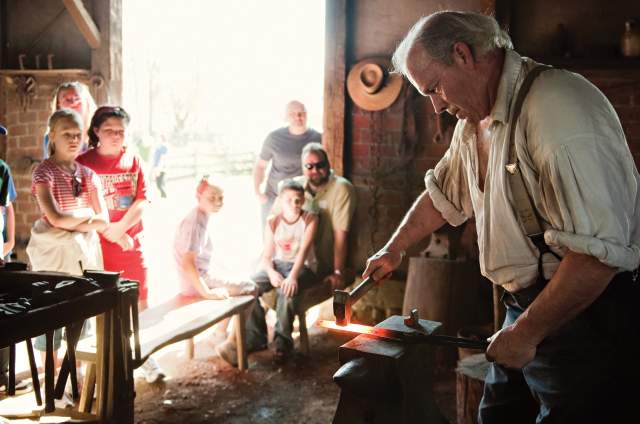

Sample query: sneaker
[273,337,292,365]
[0,378,33,394]
[54,391,75,409]
[210,331,228,347]
[139,357,166,384]
[215,340,238,368]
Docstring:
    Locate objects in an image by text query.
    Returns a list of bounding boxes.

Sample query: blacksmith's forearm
[514,251,616,344]
[384,191,446,253]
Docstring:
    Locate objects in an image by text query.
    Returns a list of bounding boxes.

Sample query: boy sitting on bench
[218,179,318,364]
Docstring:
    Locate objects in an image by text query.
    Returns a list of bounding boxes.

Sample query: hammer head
[333,289,351,326]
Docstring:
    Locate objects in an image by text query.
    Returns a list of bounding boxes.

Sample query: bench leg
[78,361,96,413]
[186,338,195,360]
[234,313,248,371]
[298,311,310,356]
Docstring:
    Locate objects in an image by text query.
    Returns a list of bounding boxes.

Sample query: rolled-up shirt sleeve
[540,143,640,270]
[424,125,473,227]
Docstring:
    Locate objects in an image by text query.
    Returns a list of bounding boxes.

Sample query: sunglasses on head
[72,175,83,197]
[304,161,328,170]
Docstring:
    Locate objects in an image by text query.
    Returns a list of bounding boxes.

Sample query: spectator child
[26,109,110,382]
[228,179,318,364]
[77,106,163,383]
[0,123,30,393]
[174,176,256,300]
[0,152,16,261]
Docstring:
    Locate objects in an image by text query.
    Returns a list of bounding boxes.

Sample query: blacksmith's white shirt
[425,49,640,292]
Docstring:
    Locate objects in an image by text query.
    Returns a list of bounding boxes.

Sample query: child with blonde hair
[174,176,257,299]
[27,109,111,391]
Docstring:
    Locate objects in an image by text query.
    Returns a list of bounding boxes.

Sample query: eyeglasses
[304,161,328,170]
[61,133,82,141]
[71,175,83,197]
[59,96,82,107]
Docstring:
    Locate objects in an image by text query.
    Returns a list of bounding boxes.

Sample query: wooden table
[1,272,136,423]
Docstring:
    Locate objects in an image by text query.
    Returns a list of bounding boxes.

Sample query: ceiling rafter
[63,0,101,49]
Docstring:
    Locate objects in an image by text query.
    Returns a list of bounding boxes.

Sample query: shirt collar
[489,49,523,125]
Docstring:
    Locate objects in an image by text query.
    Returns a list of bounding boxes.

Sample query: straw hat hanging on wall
[346,57,403,111]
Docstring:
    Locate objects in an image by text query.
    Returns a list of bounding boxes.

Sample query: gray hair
[392,11,513,75]
[301,142,329,165]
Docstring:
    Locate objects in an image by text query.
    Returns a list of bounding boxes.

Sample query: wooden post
[62,0,101,49]
[90,0,122,105]
[234,313,248,371]
[95,313,105,417]
[323,0,347,176]
[456,354,489,424]
[78,362,96,413]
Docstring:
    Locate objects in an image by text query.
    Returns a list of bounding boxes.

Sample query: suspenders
[505,64,560,279]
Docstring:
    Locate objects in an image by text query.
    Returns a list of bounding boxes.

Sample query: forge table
[0,267,138,423]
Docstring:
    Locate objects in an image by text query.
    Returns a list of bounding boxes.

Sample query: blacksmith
[364,11,640,423]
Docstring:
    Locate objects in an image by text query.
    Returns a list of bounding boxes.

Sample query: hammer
[333,276,377,326]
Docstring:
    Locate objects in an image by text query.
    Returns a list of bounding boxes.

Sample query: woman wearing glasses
[27,109,110,380]
[43,81,97,159]
[77,106,164,383]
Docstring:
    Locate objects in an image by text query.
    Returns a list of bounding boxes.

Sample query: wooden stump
[456,353,490,424]
[403,257,491,368]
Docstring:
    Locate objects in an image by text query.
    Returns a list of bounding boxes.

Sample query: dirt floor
[134,327,458,424]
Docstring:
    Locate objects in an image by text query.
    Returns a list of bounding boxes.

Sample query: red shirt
[77,148,148,238]
[31,159,100,224]
[78,148,149,298]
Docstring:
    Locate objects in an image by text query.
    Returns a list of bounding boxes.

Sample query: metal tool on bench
[330,276,488,350]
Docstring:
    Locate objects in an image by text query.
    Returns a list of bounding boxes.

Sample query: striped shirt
[31,159,101,218]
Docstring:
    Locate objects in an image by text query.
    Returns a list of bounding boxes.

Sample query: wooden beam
[323,0,347,176]
[63,0,101,49]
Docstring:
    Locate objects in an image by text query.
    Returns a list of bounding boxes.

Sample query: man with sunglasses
[253,101,321,229]
[293,142,356,289]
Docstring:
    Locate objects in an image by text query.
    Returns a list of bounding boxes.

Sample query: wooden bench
[76,294,254,412]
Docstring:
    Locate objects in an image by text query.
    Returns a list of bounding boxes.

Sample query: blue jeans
[245,260,318,352]
[479,272,640,423]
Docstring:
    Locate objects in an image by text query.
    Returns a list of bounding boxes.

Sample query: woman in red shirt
[77,106,164,383]
[77,106,149,305]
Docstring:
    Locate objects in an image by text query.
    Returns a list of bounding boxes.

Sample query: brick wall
[579,68,640,168]
[347,67,640,271]
[1,75,90,260]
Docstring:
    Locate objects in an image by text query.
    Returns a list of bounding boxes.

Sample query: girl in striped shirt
[26,109,115,372]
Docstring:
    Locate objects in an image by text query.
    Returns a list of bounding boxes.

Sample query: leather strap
[505,64,553,238]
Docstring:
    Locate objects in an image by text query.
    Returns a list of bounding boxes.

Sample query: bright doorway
[121,0,326,304]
